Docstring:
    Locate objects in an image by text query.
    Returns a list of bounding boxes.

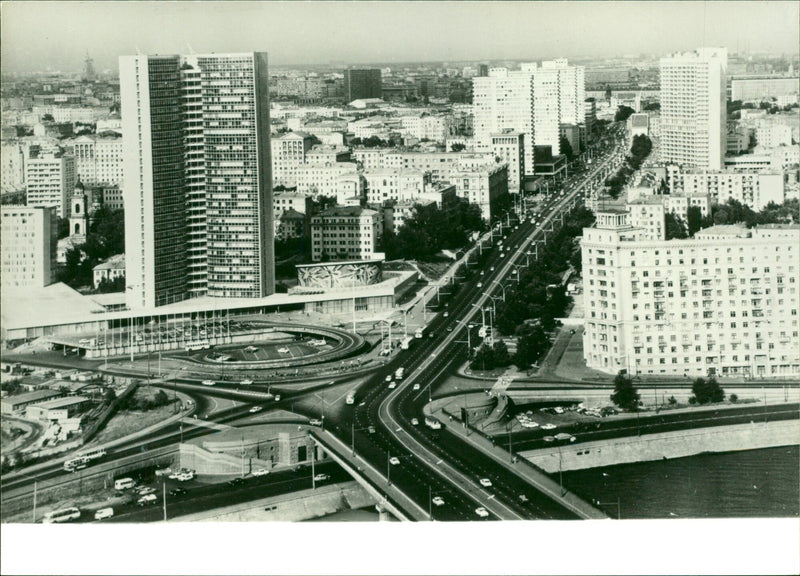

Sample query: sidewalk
[423,398,607,520]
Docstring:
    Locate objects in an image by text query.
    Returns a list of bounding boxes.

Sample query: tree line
[605,134,653,199]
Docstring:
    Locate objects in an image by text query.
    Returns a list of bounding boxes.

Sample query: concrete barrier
[173,481,376,522]
[522,420,800,473]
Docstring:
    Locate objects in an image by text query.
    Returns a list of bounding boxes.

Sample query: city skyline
[1,1,799,74]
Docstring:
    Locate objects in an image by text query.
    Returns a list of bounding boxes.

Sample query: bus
[42,507,81,523]
[400,336,414,350]
[345,390,356,405]
[185,341,211,351]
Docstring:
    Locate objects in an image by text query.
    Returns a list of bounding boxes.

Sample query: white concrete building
[660,48,727,171]
[668,167,784,210]
[25,150,76,218]
[71,134,124,186]
[755,124,793,148]
[1,206,58,291]
[1,142,26,192]
[582,211,799,378]
[363,169,425,205]
[295,162,359,197]
[271,131,313,186]
[491,131,525,194]
[310,205,381,262]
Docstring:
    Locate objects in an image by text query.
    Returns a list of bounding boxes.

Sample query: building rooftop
[318,205,377,218]
[34,396,89,410]
[279,208,306,221]
[1,389,61,406]
[92,253,125,271]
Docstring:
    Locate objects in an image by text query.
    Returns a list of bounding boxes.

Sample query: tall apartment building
[660,48,727,171]
[491,131,525,194]
[271,131,314,186]
[1,206,58,291]
[25,150,76,218]
[71,134,124,186]
[473,61,583,177]
[582,211,799,378]
[310,205,381,262]
[344,69,382,102]
[120,52,273,309]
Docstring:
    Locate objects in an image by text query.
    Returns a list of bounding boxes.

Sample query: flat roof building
[1,206,58,292]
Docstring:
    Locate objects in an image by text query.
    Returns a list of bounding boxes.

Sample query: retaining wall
[522,420,800,473]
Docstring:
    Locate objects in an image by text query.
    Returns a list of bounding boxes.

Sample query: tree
[664,212,688,240]
[450,142,466,152]
[470,344,495,371]
[691,377,725,404]
[96,275,126,293]
[559,136,575,160]
[611,371,640,411]
[513,324,549,369]
[57,217,70,239]
[492,340,511,367]
[42,113,54,122]
[614,105,635,123]
[687,205,703,237]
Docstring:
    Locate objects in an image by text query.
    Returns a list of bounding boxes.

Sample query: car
[428,332,435,339]
[251,468,269,477]
[389,457,400,466]
[367,426,376,434]
[475,507,489,518]
[227,477,246,487]
[432,496,445,507]
[176,472,195,482]
[314,473,330,482]
[201,380,215,386]
[519,494,529,503]
[476,282,482,288]
[555,432,576,442]
[443,311,449,317]
[274,395,281,401]
[169,487,188,497]
[543,436,556,443]
[446,326,453,332]
[136,486,156,496]
[388,382,397,389]
[412,383,420,391]
[240,379,254,386]
[244,346,259,353]
[385,375,393,382]
[154,467,172,477]
[249,406,262,413]
[479,478,492,488]
[541,423,557,430]
[480,270,485,276]
[277,347,290,354]
[137,494,158,506]
[490,266,495,271]
[308,419,323,427]
[94,507,115,520]
[411,418,419,426]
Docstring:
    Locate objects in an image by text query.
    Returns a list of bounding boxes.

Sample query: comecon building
[582,211,799,378]
[120,52,273,308]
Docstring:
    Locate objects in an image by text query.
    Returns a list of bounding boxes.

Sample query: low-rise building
[668,167,784,210]
[26,396,89,422]
[0,389,62,414]
[92,253,126,288]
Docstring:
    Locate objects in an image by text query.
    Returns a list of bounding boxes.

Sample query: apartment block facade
[582,211,799,378]
[25,151,76,218]
[1,206,58,291]
[310,206,381,262]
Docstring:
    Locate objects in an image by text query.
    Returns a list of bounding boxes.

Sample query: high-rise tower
[120,52,273,310]
[660,48,727,171]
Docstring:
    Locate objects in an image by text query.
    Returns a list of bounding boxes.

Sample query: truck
[345,390,356,405]
[424,417,442,430]
[400,336,414,350]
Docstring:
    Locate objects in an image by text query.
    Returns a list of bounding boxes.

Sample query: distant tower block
[84,51,97,82]
[69,180,88,238]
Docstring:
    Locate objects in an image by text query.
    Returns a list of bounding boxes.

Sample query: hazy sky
[2,1,798,73]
